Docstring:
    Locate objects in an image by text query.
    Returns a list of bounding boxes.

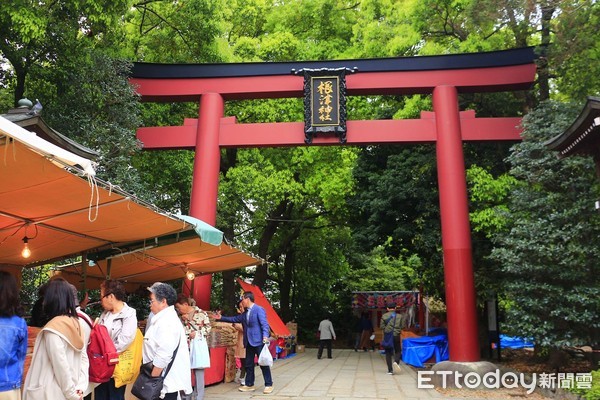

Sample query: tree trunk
[537,3,556,102]
[279,248,295,322]
[13,63,27,106]
[253,200,290,288]
[219,148,239,314]
[221,270,237,315]
[220,217,237,314]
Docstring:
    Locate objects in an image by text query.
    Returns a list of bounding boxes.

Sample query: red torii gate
[130,47,537,362]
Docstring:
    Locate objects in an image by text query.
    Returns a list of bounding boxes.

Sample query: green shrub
[569,369,600,400]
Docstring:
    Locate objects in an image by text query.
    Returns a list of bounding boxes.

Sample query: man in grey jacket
[317,315,336,359]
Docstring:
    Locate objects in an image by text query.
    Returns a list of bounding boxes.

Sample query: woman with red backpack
[94,280,137,400]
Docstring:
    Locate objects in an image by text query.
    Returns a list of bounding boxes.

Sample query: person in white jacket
[317,315,336,359]
[95,279,137,400]
[143,282,193,400]
[23,278,88,400]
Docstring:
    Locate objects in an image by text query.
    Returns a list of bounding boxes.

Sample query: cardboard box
[296,344,305,353]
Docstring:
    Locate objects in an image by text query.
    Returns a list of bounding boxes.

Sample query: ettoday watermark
[417,370,593,394]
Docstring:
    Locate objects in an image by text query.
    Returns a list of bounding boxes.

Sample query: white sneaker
[392,361,402,374]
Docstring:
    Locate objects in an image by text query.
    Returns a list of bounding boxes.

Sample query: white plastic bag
[258,343,273,367]
[189,334,211,369]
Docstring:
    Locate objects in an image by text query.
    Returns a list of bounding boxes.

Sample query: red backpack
[87,322,120,383]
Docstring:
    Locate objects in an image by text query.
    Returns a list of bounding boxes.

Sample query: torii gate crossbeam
[130,47,537,362]
[136,113,524,149]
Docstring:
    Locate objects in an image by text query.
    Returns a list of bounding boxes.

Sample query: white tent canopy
[0,116,95,176]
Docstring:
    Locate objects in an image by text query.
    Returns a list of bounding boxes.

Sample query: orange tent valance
[238,279,291,338]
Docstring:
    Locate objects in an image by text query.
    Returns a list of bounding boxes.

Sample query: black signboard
[293,67,356,144]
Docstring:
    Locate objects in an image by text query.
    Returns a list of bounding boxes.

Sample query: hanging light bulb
[21,237,31,258]
[186,269,195,281]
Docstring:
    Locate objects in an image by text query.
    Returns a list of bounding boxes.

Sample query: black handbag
[131,362,164,400]
[132,344,179,400]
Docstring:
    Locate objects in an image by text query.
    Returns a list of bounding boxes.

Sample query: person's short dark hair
[101,279,127,301]
[242,291,254,303]
[148,282,177,306]
[37,281,49,297]
[43,278,78,320]
[386,302,396,309]
[0,271,24,317]
[176,293,196,306]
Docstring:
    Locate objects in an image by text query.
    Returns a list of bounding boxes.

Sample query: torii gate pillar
[186,93,224,310]
[433,85,479,360]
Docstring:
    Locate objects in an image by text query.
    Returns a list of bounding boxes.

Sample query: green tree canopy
[3,0,600,349]
[491,100,600,347]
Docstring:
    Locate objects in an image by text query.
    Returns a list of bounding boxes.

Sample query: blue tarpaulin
[402,334,449,368]
[499,334,534,349]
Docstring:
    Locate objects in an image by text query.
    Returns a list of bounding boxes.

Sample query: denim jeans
[94,378,126,400]
[244,343,273,387]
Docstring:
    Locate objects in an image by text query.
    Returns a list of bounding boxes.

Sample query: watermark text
[417,370,592,394]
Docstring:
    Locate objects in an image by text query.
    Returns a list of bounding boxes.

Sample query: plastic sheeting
[402,334,449,368]
[499,334,534,349]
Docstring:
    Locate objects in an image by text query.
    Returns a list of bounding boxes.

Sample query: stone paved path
[203,348,539,400]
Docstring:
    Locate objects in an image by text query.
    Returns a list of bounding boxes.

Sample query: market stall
[0,115,261,396]
[0,116,260,287]
[351,291,420,345]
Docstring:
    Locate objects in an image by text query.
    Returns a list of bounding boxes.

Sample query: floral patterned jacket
[180,306,211,341]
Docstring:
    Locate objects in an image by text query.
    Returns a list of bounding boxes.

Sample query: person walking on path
[358,312,374,351]
[352,315,362,352]
[380,302,404,375]
[317,315,336,359]
[212,291,274,395]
